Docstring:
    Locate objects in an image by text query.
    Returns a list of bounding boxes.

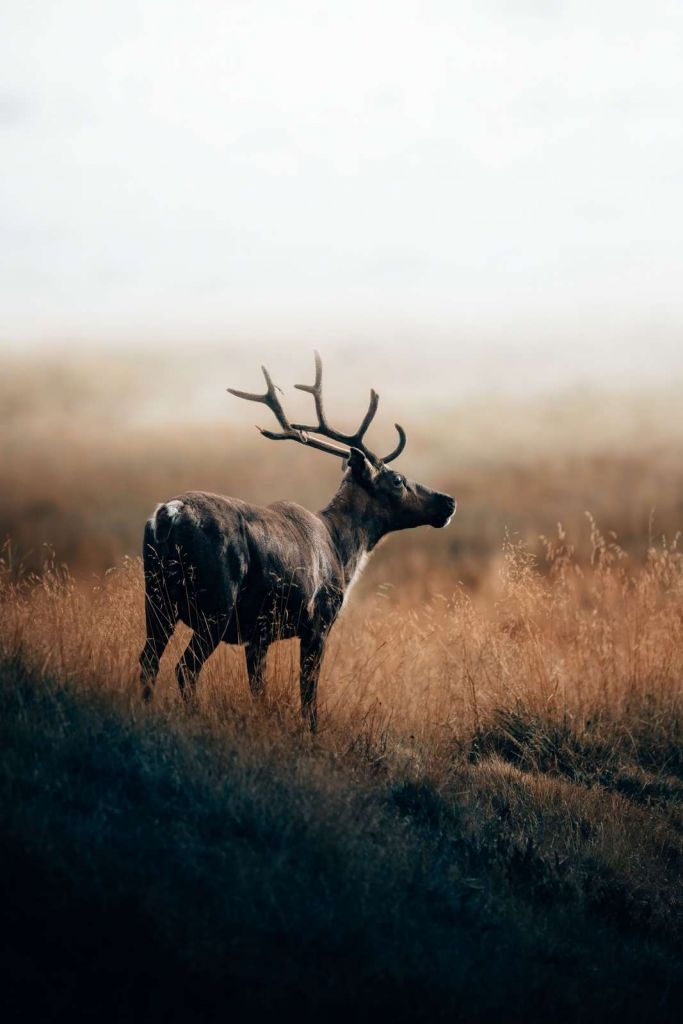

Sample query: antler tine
[354,388,380,442]
[227,365,297,436]
[380,423,407,464]
[291,351,383,462]
[228,364,350,459]
[293,349,329,432]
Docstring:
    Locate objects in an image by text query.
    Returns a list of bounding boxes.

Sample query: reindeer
[139,353,456,730]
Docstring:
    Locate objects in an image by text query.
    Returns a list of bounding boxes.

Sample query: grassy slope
[1,662,681,1024]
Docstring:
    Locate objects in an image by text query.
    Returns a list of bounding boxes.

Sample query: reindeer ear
[347,447,375,485]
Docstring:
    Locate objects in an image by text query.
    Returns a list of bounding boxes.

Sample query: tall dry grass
[2,517,681,774]
[1,353,682,1019]
[1,523,681,1021]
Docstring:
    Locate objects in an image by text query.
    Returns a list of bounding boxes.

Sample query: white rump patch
[151,499,184,541]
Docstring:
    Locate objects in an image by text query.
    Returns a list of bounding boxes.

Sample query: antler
[228,353,407,465]
[227,366,349,459]
[292,351,406,465]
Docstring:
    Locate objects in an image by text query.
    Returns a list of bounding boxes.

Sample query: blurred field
[1,349,682,1020]
[2,349,683,589]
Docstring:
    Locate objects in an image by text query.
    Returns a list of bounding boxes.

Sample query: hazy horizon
[2,0,683,369]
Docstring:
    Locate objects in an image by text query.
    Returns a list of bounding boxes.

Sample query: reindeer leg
[299,631,325,733]
[175,628,219,708]
[139,591,176,702]
[245,639,269,700]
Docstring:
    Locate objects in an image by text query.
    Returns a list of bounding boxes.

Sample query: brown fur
[139,449,455,730]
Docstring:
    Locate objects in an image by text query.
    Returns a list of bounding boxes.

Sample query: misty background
[1,1,682,411]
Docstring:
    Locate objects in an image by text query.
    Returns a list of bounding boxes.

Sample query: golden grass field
[0,351,681,1021]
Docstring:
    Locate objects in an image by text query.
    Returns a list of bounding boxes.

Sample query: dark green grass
[1,664,681,1024]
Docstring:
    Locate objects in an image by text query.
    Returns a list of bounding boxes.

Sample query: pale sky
[2,1,683,373]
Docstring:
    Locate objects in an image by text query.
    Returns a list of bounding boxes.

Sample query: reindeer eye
[391,473,405,488]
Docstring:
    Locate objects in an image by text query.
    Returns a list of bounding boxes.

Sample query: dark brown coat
[139,448,455,730]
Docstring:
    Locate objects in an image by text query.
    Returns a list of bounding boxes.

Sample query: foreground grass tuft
[0,531,681,1021]
[1,660,681,1022]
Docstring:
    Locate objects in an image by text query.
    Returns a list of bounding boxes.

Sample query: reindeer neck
[319,479,385,582]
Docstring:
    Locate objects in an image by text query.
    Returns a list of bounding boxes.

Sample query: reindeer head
[343,447,455,532]
[228,352,456,534]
